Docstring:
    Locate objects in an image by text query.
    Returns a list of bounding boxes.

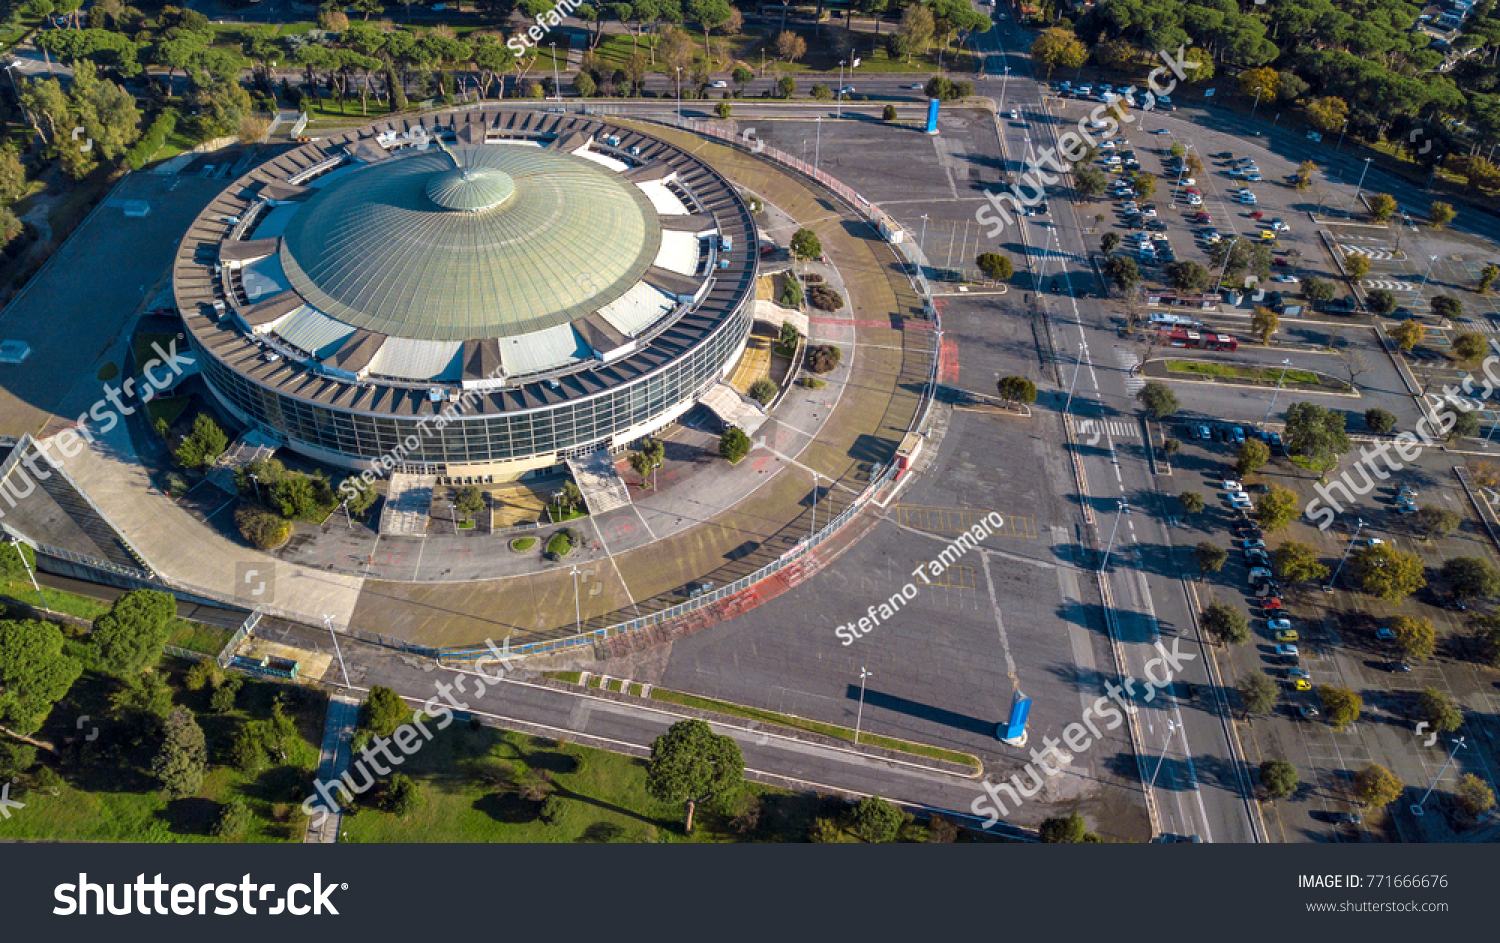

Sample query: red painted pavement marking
[807,317,936,330]
[938,337,960,383]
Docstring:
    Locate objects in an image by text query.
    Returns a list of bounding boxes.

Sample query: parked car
[1223,479,1244,491]
[1375,626,1396,641]
[1275,628,1299,643]
[1231,494,1253,509]
[1248,567,1274,582]
[1285,667,1310,681]
[1268,618,1292,631]
[1275,644,1300,660]
[1262,597,1284,611]
[1298,704,1320,719]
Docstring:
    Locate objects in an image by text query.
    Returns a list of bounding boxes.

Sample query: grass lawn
[544,530,574,557]
[2,573,112,621]
[546,506,587,524]
[1164,359,1339,388]
[165,618,234,656]
[338,724,830,843]
[0,656,325,843]
[510,536,537,552]
[134,331,180,370]
[146,395,191,431]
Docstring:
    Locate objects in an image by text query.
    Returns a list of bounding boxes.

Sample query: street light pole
[323,614,351,687]
[854,666,872,744]
[448,502,458,534]
[1212,235,1241,295]
[1263,358,1293,424]
[675,66,682,120]
[1146,720,1178,791]
[1411,736,1467,816]
[1099,500,1129,573]
[1349,157,1373,209]
[1250,86,1264,122]
[549,42,559,102]
[1325,518,1365,592]
[999,65,1010,111]
[1334,120,1348,153]
[837,60,846,119]
[1413,254,1439,305]
[249,473,260,503]
[814,116,822,172]
[809,472,818,539]
[1062,340,1086,418]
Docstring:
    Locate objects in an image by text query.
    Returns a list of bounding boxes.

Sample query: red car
[1249,210,1264,219]
[1193,212,1211,222]
[1273,257,1291,267]
[1262,598,1284,611]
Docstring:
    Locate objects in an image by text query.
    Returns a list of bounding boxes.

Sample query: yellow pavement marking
[913,562,976,590]
[896,505,1038,539]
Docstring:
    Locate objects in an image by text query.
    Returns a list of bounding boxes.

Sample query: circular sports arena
[172,107,757,479]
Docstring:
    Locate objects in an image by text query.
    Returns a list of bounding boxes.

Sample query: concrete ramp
[699,381,769,437]
[566,449,632,516]
[379,472,436,535]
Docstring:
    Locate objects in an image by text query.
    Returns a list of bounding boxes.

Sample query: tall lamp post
[1250,85,1264,122]
[549,42,559,102]
[1099,499,1129,573]
[1349,157,1373,209]
[837,60,847,119]
[1411,736,1466,816]
[1062,340,1087,419]
[1325,518,1365,592]
[1211,235,1241,295]
[1334,120,1348,153]
[1263,358,1293,424]
[675,66,682,120]
[1146,720,1178,791]
[854,666,872,744]
[323,614,351,687]
[814,116,823,172]
[568,564,582,634]
[1413,254,1439,305]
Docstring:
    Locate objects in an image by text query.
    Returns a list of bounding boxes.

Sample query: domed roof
[424,165,516,212]
[277,144,662,342]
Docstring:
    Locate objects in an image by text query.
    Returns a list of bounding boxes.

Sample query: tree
[1202,602,1250,646]
[1304,277,1335,303]
[714,99,731,119]
[896,3,934,63]
[1030,28,1087,77]
[1239,671,1278,718]
[1365,289,1397,317]
[747,377,777,405]
[1195,542,1227,574]
[1352,544,1426,601]
[1294,159,1316,191]
[1238,66,1279,101]
[1473,613,1500,669]
[1430,296,1463,322]
[209,676,241,713]
[629,437,666,486]
[719,428,751,463]
[1104,255,1140,290]
[1390,320,1425,352]
[1428,202,1456,230]
[976,252,1013,280]
[1479,264,1500,295]
[1260,759,1298,800]
[1236,439,1270,476]
[849,796,905,842]
[1137,381,1178,419]
[1363,408,1396,434]
[1166,260,1210,294]
[645,719,744,832]
[1163,438,1181,456]
[576,71,598,98]
[1347,256,1371,280]
[1179,491,1205,514]
[360,685,411,738]
[454,485,486,522]
[805,345,841,373]
[1250,305,1279,344]
[1272,541,1329,585]
[174,413,227,470]
[382,772,425,816]
[1460,156,1500,192]
[774,30,806,63]
[776,75,796,99]
[1038,811,1099,842]
[789,228,822,263]
[90,589,175,676]
[1454,332,1488,363]
[810,83,833,101]
[1415,506,1459,540]
[1441,556,1500,601]
[995,376,1036,404]
[1416,687,1462,734]
[1306,96,1349,133]
[153,706,207,800]
[236,507,289,549]
[0,147,26,203]
[1367,193,1397,222]
[1075,166,1107,198]
[1455,774,1495,817]
[214,797,253,838]
[1254,485,1299,533]
[0,619,83,736]
[1453,410,1481,441]
[1283,402,1350,472]
[1133,173,1157,201]
[1353,764,1403,807]
[1319,685,1362,730]
[882,104,897,121]
[1389,615,1437,663]
[1101,233,1121,255]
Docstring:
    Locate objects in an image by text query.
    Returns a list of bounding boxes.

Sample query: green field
[0,656,324,843]
[165,618,234,656]
[340,724,834,843]
[1164,359,1340,389]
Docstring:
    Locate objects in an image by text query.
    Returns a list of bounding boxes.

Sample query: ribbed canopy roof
[278,144,662,342]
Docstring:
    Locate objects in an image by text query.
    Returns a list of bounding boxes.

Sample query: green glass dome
[278,144,662,342]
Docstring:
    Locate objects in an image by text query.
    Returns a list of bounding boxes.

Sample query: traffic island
[1147,358,1356,396]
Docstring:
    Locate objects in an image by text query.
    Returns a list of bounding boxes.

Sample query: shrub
[778,276,803,308]
[808,285,843,311]
[848,796,905,843]
[209,675,242,713]
[976,252,1013,280]
[213,797,253,838]
[799,377,826,389]
[719,427,751,463]
[235,507,290,549]
[996,376,1037,404]
[805,345,842,374]
[1364,408,1396,433]
[748,377,778,405]
[882,103,897,121]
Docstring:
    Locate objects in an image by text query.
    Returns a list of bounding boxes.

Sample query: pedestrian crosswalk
[1115,347,1145,393]
[1339,244,1403,261]
[1361,278,1415,291]
[1077,418,1141,441]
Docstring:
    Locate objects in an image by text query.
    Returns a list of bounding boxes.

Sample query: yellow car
[1275,629,1299,643]
[1292,678,1312,691]
[1260,230,1277,240]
